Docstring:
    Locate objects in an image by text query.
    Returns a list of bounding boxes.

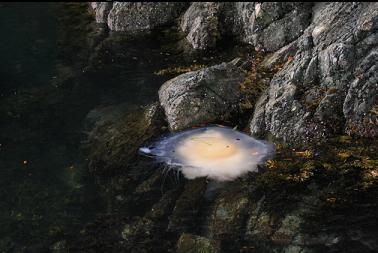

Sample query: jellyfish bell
[139,126,275,181]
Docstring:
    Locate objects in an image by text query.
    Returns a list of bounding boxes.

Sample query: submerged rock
[177,233,220,253]
[73,134,378,252]
[168,178,208,233]
[159,58,248,131]
[84,102,165,176]
[208,187,250,241]
[50,240,68,253]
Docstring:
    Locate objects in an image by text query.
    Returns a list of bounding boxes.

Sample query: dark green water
[2,3,376,253]
[0,3,57,96]
[0,3,101,251]
[0,3,243,251]
[0,3,183,251]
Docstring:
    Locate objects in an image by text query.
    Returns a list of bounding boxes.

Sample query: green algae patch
[245,135,378,252]
[177,233,220,253]
[154,64,207,77]
[239,50,293,113]
[257,135,377,207]
[239,52,270,110]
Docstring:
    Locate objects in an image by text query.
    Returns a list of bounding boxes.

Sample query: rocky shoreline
[7,2,373,253]
[77,2,378,253]
[91,2,377,146]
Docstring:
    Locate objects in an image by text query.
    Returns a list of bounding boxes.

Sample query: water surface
[0,3,189,250]
[1,3,376,253]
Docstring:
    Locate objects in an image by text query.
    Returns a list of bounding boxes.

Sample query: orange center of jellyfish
[177,131,238,160]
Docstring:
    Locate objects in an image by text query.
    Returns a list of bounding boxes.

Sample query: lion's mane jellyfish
[139,126,275,181]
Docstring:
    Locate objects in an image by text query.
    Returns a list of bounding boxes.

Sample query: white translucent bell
[139,126,274,181]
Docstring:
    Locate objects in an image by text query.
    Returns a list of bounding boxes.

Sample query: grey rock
[90,2,312,52]
[90,2,113,23]
[261,40,299,69]
[243,2,312,52]
[343,49,378,137]
[179,2,312,51]
[159,59,247,131]
[106,2,188,32]
[249,90,269,137]
[251,2,378,145]
[180,2,220,50]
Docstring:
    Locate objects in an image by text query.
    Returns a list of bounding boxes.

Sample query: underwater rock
[105,2,188,32]
[177,233,220,253]
[208,187,251,240]
[159,59,248,131]
[251,2,378,145]
[167,178,208,233]
[72,136,378,252]
[50,240,68,253]
[145,188,183,221]
[84,102,165,176]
